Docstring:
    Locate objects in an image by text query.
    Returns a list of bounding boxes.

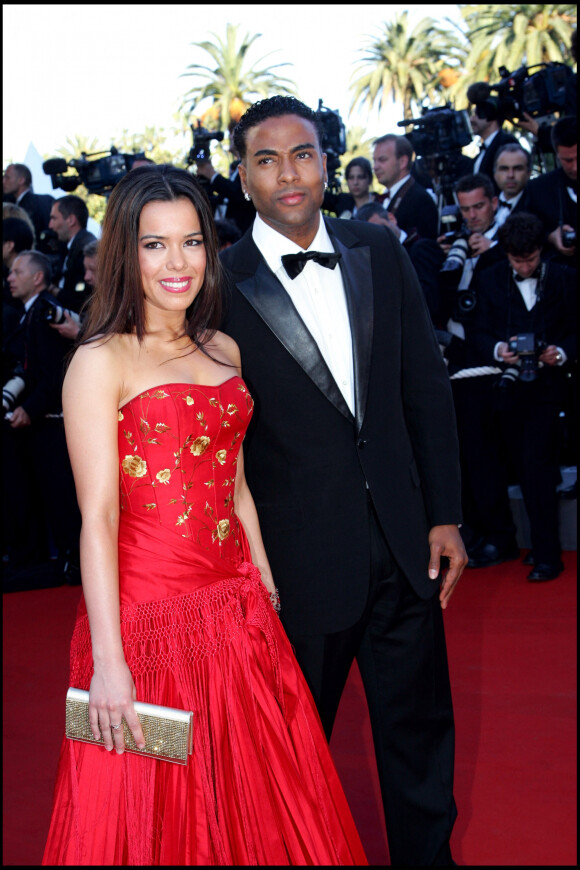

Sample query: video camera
[186,121,225,164]
[43,147,146,197]
[397,105,473,159]
[485,62,574,121]
[315,99,346,193]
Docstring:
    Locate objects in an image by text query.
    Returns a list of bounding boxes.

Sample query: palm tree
[450,4,576,99]
[349,12,467,121]
[181,23,296,133]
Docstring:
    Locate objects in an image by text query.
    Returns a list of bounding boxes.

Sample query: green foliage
[349,11,467,121]
[450,4,577,105]
[181,23,297,133]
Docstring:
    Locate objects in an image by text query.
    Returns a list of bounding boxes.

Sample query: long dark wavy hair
[80,164,222,350]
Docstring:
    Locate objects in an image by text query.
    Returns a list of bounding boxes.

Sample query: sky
[3,4,463,176]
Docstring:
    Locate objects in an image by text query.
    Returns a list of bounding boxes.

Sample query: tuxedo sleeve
[394,237,463,526]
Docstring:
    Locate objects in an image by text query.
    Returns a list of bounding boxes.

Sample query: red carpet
[3,552,577,866]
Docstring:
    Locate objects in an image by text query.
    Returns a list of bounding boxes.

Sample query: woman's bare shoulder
[204,330,241,369]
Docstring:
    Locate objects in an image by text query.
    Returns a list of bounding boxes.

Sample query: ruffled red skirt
[42,513,367,865]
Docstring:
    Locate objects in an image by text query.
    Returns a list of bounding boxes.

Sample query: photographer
[3,250,81,581]
[372,134,439,242]
[48,195,96,313]
[467,83,518,189]
[525,115,577,266]
[49,238,97,341]
[465,213,576,580]
[194,141,255,233]
[493,143,532,226]
[3,162,54,239]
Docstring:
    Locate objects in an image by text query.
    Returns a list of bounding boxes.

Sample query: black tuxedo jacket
[18,190,54,240]
[477,129,518,189]
[384,180,439,241]
[5,290,73,422]
[526,168,577,234]
[470,258,577,388]
[57,228,96,312]
[221,217,462,634]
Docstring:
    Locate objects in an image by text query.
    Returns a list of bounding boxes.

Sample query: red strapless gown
[42,377,367,866]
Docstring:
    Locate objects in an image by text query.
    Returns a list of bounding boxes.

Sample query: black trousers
[287,497,456,866]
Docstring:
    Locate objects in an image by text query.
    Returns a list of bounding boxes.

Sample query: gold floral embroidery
[152,390,169,400]
[143,503,157,511]
[184,396,194,405]
[204,479,215,487]
[216,449,227,465]
[122,455,148,478]
[190,436,211,456]
[118,410,124,421]
[208,397,218,407]
[196,411,208,429]
[226,404,238,415]
[213,519,230,542]
[156,469,171,485]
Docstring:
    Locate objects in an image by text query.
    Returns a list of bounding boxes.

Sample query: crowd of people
[1,83,576,866]
[3,90,576,587]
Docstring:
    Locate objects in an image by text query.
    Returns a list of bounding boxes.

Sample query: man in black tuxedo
[373,134,439,242]
[3,163,54,241]
[467,83,518,191]
[48,195,96,313]
[525,115,577,266]
[435,173,516,564]
[220,96,467,866]
[493,143,532,227]
[4,250,81,580]
[468,212,576,581]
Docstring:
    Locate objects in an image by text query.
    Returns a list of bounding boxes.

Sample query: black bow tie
[281,250,342,280]
[498,198,512,210]
[513,267,541,282]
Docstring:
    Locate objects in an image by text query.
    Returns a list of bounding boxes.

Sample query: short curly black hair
[497,212,545,255]
[232,96,322,159]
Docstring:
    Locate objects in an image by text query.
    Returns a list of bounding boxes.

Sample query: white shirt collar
[24,293,40,312]
[15,188,31,205]
[252,212,334,275]
[499,189,524,206]
[389,172,411,199]
[483,129,499,149]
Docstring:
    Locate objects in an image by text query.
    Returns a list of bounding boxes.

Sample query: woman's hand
[88,662,146,754]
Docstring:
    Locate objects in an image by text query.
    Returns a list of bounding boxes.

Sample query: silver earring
[324,181,328,190]
[243,191,251,201]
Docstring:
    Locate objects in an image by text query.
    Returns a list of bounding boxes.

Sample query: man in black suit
[435,173,516,564]
[48,195,96,313]
[467,83,518,190]
[3,163,54,241]
[220,96,467,866]
[373,134,439,242]
[468,212,576,581]
[4,250,81,580]
[525,115,577,266]
[493,143,532,226]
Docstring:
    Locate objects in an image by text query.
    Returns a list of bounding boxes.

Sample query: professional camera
[561,227,576,248]
[440,232,471,275]
[315,99,346,192]
[37,296,81,326]
[398,104,473,159]
[483,63,574,121]
[3,365,26,416]
[439,204,463,240]
[43,147,146,197]
[495,365,521,390]
[507,333,548,382]
[186,121,225,164]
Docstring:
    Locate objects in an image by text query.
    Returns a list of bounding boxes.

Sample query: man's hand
[9,406,32,428]
[468,233,492,256]
[547,225,576,256]
[195,160,215,180]
[516,112,539,137]
[50,311,80,341]
[428,524,468,610]
[497,338,520,365]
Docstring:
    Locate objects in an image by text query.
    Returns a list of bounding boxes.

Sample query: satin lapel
[236,261,353,422]
[328,233,374,433]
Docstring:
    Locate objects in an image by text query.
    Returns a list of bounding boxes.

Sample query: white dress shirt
[252,213,355,414]
[473,129,499,174]
[495,189,525,228]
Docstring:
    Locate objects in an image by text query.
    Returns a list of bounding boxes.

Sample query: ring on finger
[110,722,123,731]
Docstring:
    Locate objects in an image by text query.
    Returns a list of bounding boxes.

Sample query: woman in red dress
[42,164,367,865]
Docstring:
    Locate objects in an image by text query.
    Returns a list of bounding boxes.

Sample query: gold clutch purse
[66,687,193,765]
